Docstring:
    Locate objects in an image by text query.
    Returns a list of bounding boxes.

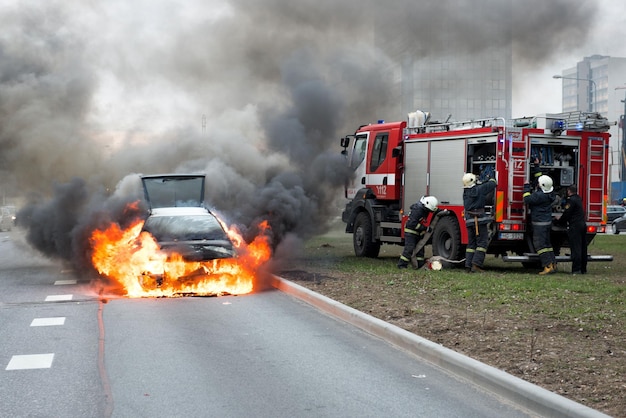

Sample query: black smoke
[0,0,601,272]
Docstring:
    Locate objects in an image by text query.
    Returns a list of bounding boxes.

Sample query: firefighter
[462,173,497,273]
[557,185,587,275]
[397,195,439,269]
[523,175,557,275]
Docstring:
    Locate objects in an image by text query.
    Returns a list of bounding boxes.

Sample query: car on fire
[139,174,236,288]
[141,206,235,261]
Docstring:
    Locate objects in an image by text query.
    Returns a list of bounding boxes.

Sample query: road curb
[271,275,611,418]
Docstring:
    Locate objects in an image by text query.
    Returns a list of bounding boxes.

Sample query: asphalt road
[0,230,532,417]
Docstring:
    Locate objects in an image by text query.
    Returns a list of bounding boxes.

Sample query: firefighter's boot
[470,264,484,274]
[538,263,556,275]
[397,260,409,269]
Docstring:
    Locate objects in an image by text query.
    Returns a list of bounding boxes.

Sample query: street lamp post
[553,75,597,113]
[615,86,626,182]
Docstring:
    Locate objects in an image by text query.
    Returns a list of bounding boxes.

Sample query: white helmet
[538,175,554,193]
[420,195,439,211]
[462,173,476,188]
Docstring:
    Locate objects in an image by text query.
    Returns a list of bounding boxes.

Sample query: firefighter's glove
[523,183,532,193]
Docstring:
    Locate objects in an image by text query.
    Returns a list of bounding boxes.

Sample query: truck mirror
[340,137,350,148]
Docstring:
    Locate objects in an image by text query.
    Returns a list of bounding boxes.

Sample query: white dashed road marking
[54,279,77,285]
[44,294,73,302]
[4,284,76,371]
[6,353,55,370]
[31,317,66,327]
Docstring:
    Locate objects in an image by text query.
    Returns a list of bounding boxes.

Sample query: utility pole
[616,87,626,182]
[553,75,596,113]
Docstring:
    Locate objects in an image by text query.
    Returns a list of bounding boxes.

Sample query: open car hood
[141,174,205,209]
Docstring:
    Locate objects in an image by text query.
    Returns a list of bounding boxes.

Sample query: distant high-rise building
[556,55,626,184]
[373,3,513,122]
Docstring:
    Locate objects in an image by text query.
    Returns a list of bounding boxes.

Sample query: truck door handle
[383,177,388,185]
[361,177,366,185]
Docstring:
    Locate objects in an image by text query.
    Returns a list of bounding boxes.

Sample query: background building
[374,3,513,123]
[555,55,626,198]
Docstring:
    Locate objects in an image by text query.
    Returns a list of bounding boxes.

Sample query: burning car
[91,174,271,297]
[138,174,237,291]
[140,173,234,258]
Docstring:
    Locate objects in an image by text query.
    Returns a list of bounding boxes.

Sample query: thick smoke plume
[0,0,600,273]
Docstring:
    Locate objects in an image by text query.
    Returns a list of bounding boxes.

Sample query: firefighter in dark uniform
[558,185,587,274]
[397,195,439,269]
[462,173,497,273]
[523,175,557,275]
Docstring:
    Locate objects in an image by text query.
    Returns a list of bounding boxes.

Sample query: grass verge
[280,227,625,417]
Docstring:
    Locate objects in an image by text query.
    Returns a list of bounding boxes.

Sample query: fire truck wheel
[353,212,381,258]
[431,216,463,265]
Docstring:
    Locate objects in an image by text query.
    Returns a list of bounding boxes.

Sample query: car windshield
[143,214,229,242]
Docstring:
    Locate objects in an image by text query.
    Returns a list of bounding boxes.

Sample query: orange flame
[89,211,272,298]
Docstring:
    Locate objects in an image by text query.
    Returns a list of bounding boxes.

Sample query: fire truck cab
[340,111,613,266]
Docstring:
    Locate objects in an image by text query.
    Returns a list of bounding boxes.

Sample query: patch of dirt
[280,269,625,418]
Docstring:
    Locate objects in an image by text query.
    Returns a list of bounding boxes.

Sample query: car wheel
[431,215,463,263]
[353,212,381,258]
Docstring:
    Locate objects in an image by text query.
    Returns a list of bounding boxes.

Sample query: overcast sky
[2,0,623,143]
[86,0,626,124]
[513,0,626,116]
[2,0,625,197]
[90,0,626,125]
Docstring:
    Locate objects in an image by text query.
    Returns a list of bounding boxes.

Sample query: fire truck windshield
[350,136,367,170]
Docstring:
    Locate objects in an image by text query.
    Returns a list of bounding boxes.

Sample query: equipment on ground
[424,256,467,271]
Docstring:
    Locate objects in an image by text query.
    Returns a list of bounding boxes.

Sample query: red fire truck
[340,110,613,266]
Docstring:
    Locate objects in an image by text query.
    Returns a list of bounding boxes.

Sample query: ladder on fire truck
[587,137,606,219]
[507,130,528,221]
[406,115,506,133]
[524,111,612,133]
[552,111,612,132]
